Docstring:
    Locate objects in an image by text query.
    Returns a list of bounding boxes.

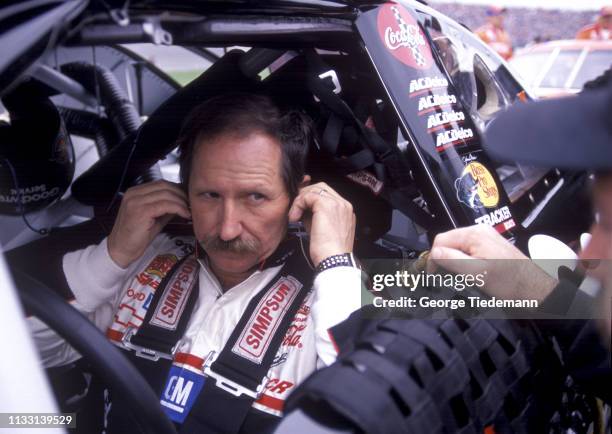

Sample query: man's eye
[200,192,220,199]
[248,193,266,202]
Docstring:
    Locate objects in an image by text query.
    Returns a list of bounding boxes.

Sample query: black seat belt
[304,50,436,230]
[124,254,200,359]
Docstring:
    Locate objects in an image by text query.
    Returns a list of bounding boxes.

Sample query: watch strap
[315,253,356,273]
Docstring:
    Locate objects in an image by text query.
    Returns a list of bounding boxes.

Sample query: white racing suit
[30,233,361,432]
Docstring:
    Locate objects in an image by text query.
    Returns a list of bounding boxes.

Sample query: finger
[303,182,343,201]
[288,185,341,222]
[134,188,190,205]
[129,190,191,214]
[429,246,489,276]
[125,180,188,201]
[152,213,177,232]
[431,225,493,255]
[141,200,192,221]
[302,212,312,234]
[288,192,310,222]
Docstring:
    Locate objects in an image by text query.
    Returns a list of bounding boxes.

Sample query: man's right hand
[107,180,191,268]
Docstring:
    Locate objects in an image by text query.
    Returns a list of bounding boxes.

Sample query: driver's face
[188,131,291,279]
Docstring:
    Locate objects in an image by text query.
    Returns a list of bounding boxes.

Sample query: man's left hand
[288,182,356,267]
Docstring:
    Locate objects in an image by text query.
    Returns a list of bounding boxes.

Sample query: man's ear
[300,175,311,189]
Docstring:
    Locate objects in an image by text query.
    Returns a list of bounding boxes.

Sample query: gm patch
[232,276,302,364]
[160,365,205,423]
[150,257,198,330]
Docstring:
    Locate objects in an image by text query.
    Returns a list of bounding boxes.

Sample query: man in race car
[33,93,361,433]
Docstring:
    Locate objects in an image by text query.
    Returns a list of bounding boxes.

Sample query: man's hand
[429,225,557,302]
[107,180,191,268]
[288,182,356,267]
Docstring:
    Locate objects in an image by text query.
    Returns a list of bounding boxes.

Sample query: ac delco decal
[232,276,303,364]
[436,127,474,151]
[377,3,433,69]
[150,258,198,331]
[418,94,457,114]
[455,161,499,209]
[409,77,448,96]
[427,110,465,131]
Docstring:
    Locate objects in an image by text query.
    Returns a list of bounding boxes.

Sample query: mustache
[199,234,260,255]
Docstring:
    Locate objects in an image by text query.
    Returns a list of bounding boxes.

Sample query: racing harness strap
[126,254,200,358]
[304,50,436,230]
[121,237,314,434]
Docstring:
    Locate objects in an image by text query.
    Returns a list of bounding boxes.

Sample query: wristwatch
[315,253,358,273]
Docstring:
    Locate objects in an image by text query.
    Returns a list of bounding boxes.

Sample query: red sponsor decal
[232,276,302,364]
[145,254,178,278]
[135,272,160,289]
[265,379,294,394]
[126,288,147,301]
[255,394,284,412]
[281,300,311,348]
[282,323,306,348]
[494,218,516,234]
[107,328,123,342]
[377,3,433,69]
[135,254,178,287]
[174,352,204,370]
[150,258,198,330]
[145,254,178,277]
[296,303,311,318]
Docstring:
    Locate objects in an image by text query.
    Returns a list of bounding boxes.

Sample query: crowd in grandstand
[430,2,601,48]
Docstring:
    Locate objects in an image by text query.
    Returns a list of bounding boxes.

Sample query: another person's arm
[429,224,557,302]
[430,225,611,402]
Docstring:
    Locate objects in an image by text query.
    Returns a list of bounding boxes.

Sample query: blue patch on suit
[160,365,205,423]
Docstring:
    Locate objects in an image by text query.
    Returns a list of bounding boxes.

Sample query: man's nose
[219,201,243,241]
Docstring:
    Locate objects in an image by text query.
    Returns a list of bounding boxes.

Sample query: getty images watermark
[359,258,610,320]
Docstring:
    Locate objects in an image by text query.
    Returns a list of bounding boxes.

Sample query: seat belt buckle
[202,351,268,399]
[314,69,341,102]
[121,327,180,362]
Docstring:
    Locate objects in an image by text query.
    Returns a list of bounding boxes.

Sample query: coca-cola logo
[377,3,433,69]
[384,24,425,50]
